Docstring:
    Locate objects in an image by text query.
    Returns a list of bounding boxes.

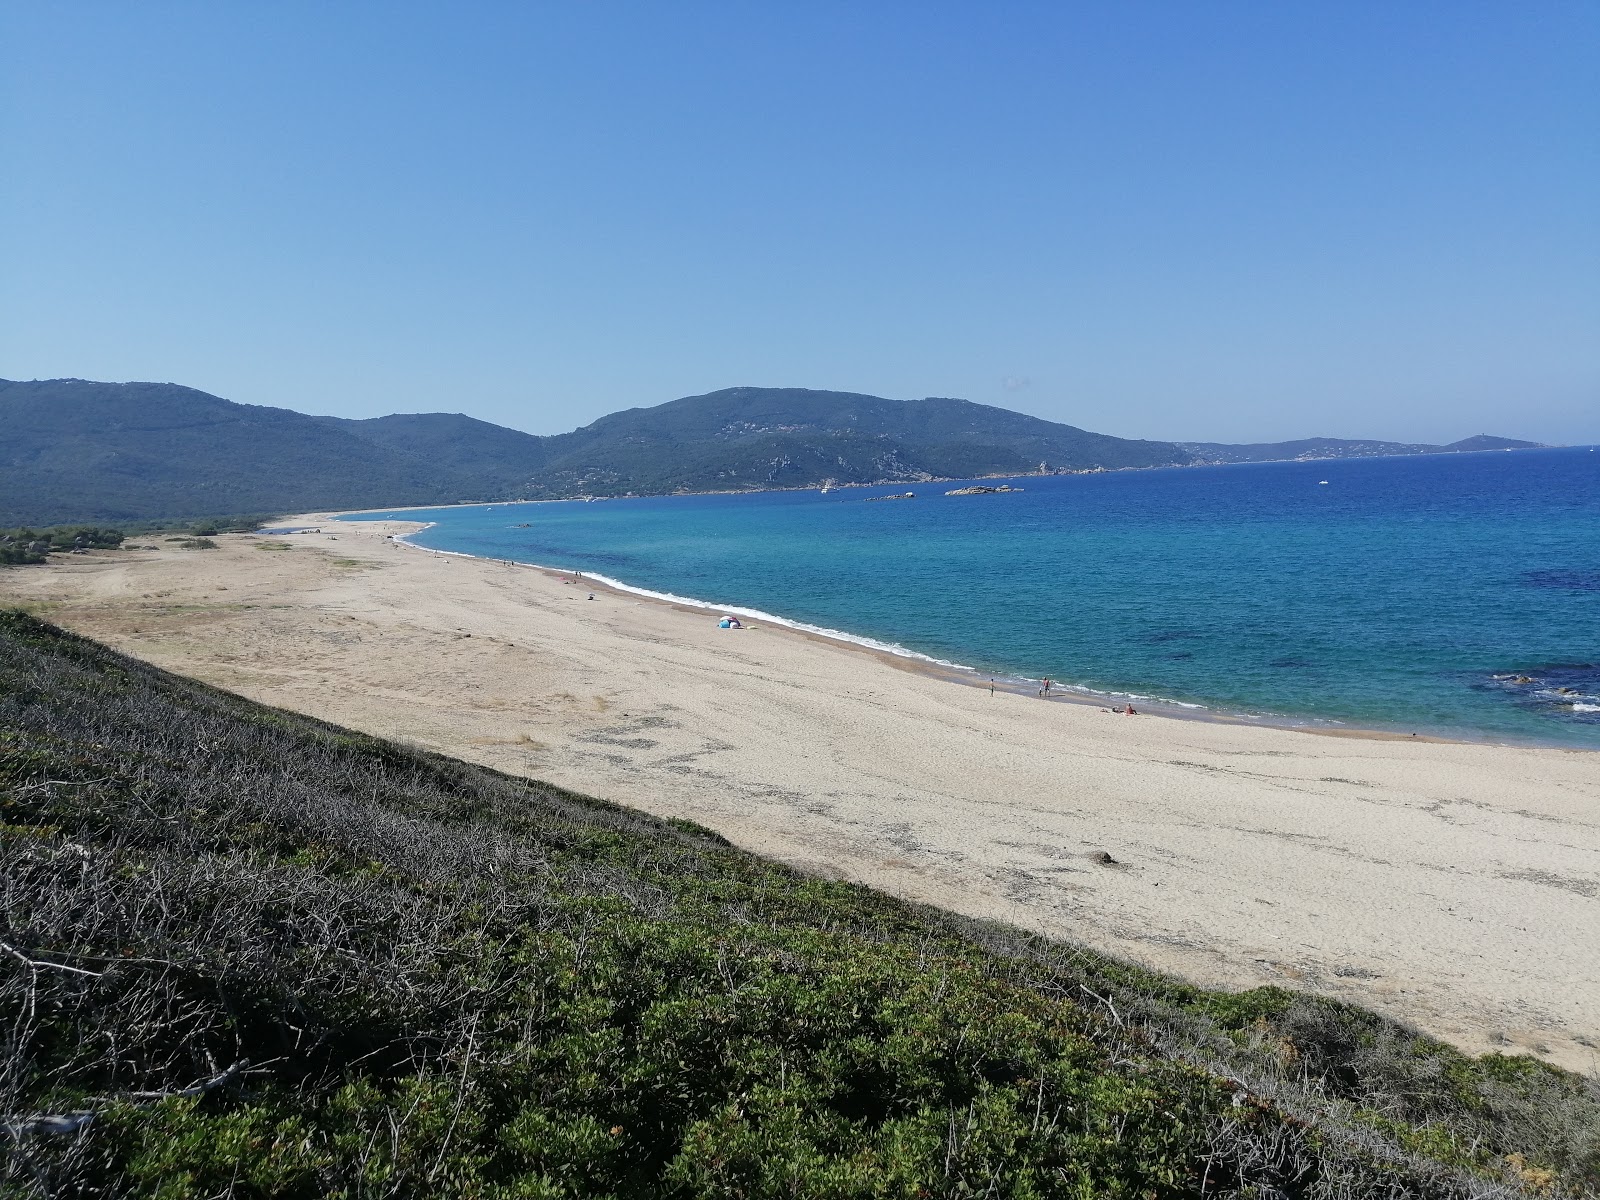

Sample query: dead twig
[0,940,104,979]
[1078,984,1123,1028]
[3,1061,250,1141]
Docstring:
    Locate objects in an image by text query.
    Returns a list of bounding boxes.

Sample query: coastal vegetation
[2,378,1536,527]
[4,610,1597,1198]
[0,526,123,565]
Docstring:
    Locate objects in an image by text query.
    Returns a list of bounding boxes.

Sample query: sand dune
[5,516,1597,1072]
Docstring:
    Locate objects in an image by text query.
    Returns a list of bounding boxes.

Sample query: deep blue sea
[344,447,1600,747]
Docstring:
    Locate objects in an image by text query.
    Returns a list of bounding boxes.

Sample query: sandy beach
[5,518,1598,1072]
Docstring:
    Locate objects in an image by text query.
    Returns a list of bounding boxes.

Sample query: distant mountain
[1178,434,1542,465]
[0,380,1188,524]
[525,387,1188,497]
[0,379,476,525]
[1440,434,1543,453]
[316,411,551,486]
[0,377,1546,526]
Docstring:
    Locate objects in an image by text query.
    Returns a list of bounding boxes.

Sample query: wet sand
[4,517,1598,1072]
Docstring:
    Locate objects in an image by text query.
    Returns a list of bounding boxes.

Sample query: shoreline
[370,513,1583,755]
[319,440,1567,513]
[5,517,1598,1072]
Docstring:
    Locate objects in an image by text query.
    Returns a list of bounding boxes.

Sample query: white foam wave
[372,524,1255,718]
[1044,682,1209,710]
[573,571,985,672]
[1116,692,1208,710]
[1533,689,1600,704]
[384,524,981,672]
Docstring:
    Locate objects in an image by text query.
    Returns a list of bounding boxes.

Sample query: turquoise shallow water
[345,446,1600,747]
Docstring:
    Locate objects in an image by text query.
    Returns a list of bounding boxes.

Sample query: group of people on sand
[559,572,596,600]
[717,615,744,629]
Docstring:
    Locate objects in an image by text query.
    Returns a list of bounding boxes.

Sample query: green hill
[3,610,1595,1197]
[318,410,551,489]
[1441,435,1543,453]
[0,378,1545,526]
[528,387,1189,496]
[0,379,471,524]
[0,379,1189,524]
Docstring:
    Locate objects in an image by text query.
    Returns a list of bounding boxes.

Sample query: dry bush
[3,611,1594,1198]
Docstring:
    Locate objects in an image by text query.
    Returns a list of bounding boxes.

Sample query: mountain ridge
[0,377,1544,525]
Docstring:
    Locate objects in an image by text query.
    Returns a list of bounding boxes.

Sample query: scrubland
[3,611,1598,1197]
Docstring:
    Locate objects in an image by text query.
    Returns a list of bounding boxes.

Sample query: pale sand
[5,519,1598,1073]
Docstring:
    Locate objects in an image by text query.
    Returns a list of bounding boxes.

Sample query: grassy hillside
[2,611,1595,1197]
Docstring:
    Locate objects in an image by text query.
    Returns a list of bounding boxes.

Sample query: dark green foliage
[1,379,1191,525]
[517,388,1193,499]
[323,410,553,484]
[2,611,1594,1197]
[4,378,1542,526]
[130,515,273,536]
[0,379,487,526]
[177,536,218,549]
[0,525,123,564]
[0,540,47,564]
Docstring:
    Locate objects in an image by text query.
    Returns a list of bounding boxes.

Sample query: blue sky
[3,2,1595,443]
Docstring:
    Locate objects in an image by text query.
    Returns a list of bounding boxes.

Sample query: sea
[343,446,1600,749]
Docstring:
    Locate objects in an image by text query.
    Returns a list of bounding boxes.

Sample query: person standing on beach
[989,679,995,696]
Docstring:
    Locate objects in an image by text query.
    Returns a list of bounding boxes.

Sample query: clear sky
[3,2,1596,444]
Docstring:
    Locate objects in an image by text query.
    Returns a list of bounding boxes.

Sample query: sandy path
[4,519,1598,1072]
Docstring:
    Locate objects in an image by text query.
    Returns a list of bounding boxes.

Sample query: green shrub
[2,610,1594,1198]
[0,525,123,563]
